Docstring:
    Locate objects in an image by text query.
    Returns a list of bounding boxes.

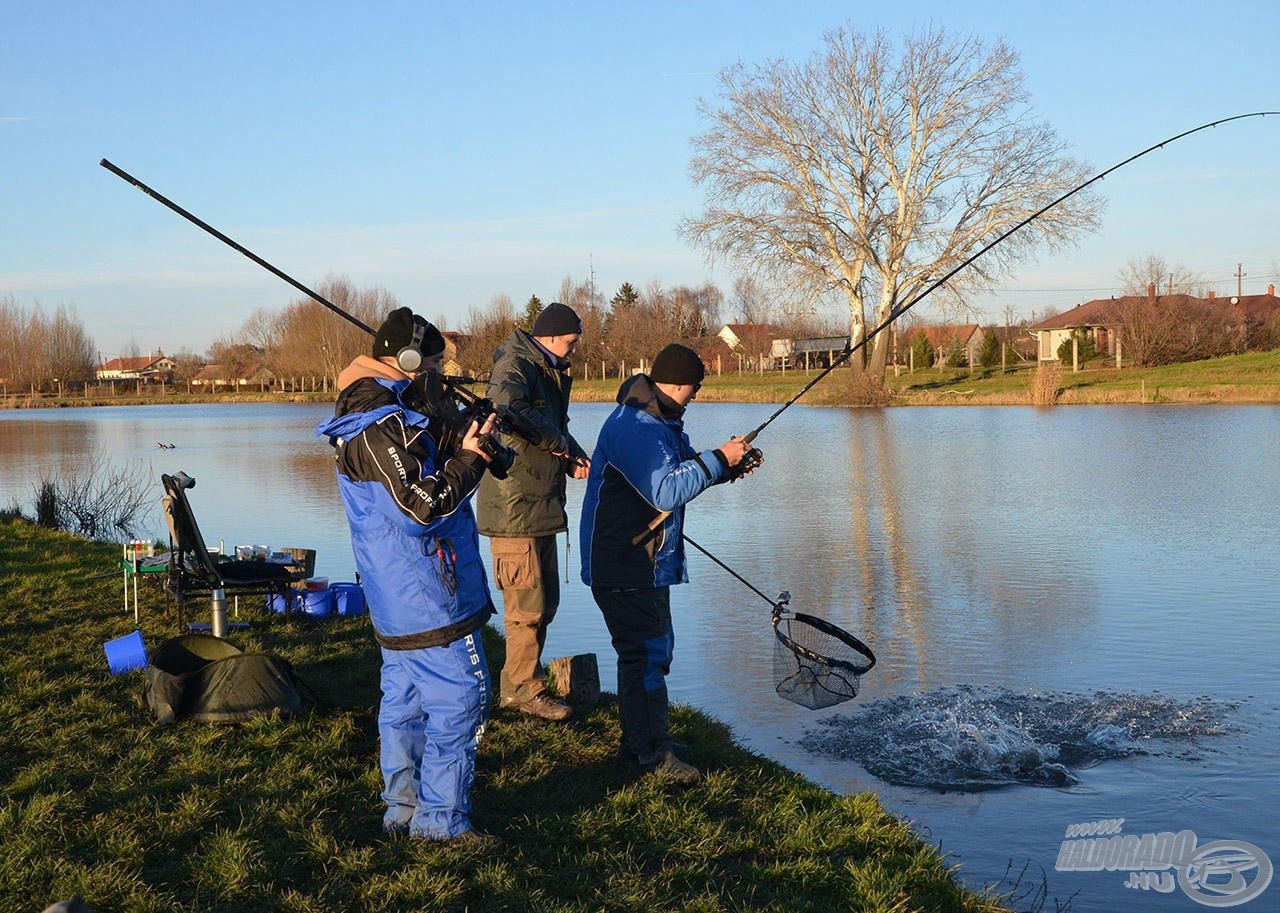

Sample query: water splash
[800,685,1234,791]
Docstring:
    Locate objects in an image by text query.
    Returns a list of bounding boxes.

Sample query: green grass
[571,348,1280,406]
[8,348,1280,413]
[0,518,1015,913]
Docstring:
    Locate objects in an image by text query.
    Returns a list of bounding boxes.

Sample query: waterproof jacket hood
[316,361,492,643]
[579,374,728,589]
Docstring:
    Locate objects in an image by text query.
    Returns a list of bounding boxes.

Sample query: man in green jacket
[477,302,591,721]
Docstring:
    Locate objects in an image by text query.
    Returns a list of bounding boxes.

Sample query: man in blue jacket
[579,343,758,784]
[316,307,500,846]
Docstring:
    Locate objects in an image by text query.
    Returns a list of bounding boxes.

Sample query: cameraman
[477,302,590,722]
[315,307,501,847]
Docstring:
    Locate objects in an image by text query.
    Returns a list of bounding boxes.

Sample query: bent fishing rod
[741,111,1279,445]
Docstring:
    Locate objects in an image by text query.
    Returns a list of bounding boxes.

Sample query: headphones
[396,319,427,373]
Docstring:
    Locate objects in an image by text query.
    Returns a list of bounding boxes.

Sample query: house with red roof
[1028,284,1280,362]
[96,352,177,382]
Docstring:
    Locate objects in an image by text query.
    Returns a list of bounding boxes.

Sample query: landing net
[773,611,876,710]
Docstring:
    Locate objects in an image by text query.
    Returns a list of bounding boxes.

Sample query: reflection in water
[801,684,1235,791]
[0,418,104,504]
[853,410,933,691]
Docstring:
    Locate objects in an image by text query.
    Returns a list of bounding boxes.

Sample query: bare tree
[0,295,32,390]
[206,336,258,389]
[730,276,774,325]
[552,275,609,370]
[0,298,97,390]
[264,276,397,388]
[1118,255,1202,296]
[48,305,98,384]
[34,448,154,539]
[682,25,1102,378]
[168,347,205,385]
[458,293,518,375]
[1102,294,1242,366]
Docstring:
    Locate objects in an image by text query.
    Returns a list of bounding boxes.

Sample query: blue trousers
[378,632,489,839]
[593,585,674,765]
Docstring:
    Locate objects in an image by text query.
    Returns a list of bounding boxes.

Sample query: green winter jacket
[476,329,589,537]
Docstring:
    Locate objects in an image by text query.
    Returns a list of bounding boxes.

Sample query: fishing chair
[160,471,297,630]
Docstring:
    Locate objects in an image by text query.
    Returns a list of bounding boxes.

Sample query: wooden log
[548,653,600,707]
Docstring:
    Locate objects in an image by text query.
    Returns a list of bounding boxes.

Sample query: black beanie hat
[650,344,706,386]
[531,302,582,337]
[373,307,446,361]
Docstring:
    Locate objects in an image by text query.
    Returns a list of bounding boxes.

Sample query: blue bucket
[104,630,147,674]
[267,591,296,614]
[299,588,335,618]
[332,582,366,616]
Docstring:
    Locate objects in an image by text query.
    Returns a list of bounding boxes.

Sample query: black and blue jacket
[579,374,729,589]
[315,358,492,645]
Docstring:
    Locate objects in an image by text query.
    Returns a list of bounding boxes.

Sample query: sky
[4,1,1278,361]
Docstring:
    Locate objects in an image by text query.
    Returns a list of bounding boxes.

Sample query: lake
[3,400,1277,911]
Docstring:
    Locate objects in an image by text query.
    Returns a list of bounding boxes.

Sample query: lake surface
[3,401,1277,911]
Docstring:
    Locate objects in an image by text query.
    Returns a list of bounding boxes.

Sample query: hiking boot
[517,692,572,721]
[641,749,702,785]
[498,694,520,710]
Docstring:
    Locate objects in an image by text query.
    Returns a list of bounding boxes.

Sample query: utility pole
[1237,263,1246,297]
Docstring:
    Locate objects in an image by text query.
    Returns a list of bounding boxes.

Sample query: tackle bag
[143,633,315,724]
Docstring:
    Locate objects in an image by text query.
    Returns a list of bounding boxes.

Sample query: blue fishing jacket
[316,360,492,642]
[579,374,728,589]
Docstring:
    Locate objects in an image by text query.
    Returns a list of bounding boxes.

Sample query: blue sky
[3,1,1277,360]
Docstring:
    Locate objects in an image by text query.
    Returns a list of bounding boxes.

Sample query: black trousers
[592,585,674,765]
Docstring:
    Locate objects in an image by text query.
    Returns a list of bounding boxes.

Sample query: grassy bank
[572,348,1280,406]
[0,518,1013,913]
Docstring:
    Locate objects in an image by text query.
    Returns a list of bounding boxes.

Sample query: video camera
[411,372,544,480]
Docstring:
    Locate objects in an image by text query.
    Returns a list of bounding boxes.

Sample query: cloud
[0,116,35,124]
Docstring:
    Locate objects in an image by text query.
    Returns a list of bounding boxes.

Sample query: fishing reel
[727,445,764,483]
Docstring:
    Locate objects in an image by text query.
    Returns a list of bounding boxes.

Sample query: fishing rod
[741,111,1280,444]
[99,158,375,336]
[100,157,547,451]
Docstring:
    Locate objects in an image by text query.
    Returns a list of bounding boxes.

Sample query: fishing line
[741,111,1280,444]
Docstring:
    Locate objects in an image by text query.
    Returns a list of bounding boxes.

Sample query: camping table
[118,556,169,623]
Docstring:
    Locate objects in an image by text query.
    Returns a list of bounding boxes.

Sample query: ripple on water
[800,684,1236,791]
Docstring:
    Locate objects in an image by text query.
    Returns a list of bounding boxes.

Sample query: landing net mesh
[773,612,876,710]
